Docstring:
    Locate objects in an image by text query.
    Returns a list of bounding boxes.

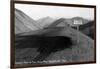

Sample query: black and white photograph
[11,1,96,68]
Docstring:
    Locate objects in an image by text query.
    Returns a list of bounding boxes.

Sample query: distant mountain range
[15,8,92,36]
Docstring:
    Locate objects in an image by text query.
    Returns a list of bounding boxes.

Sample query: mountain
[15,9,41,34]
[46,18,67,28]
[46,17,89,28]
[64,17,89,26]
[37,16,55,28]
[76,21,94,39]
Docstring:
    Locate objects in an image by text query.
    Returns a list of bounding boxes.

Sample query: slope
[37,16,55,28]
[15,9,41,34]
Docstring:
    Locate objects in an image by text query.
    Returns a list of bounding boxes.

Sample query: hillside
[43,26,94,62]
[15,24,94,64]
[37,16,55,28]
[15,9,41,34]
[72,21,95,39]
[47,17,89,28]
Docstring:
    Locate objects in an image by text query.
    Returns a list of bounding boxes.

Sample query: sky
[15,4,94,20]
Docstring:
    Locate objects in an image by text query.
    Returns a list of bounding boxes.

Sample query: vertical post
[77,25,79,44]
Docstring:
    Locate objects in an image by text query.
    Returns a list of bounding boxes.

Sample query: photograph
[11,1,96,68]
